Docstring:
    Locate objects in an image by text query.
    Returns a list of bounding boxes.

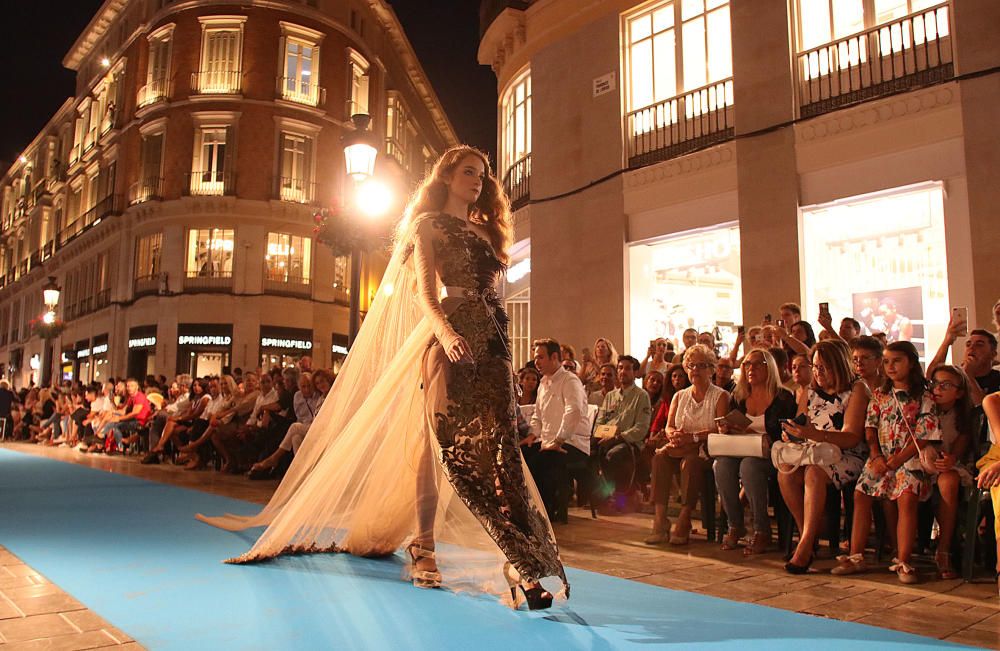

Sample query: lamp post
[40,276,61,387]
[341,114,379,349]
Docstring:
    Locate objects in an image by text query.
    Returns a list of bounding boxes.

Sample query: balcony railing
[129,176,164,204]
[137,78,171,107]
[797,3,953,118]
[625,78,734,168]
[502,154,531,210]
[186,170,235,197]
[277,177,317,204]
[183,270,233,293]
[191,69,242,94]
[134,273,161,298]
[16,260,28,279]
[263,274,311,297]
[59,194,123,245]
[41,241,55,261]
[276,77,325,107]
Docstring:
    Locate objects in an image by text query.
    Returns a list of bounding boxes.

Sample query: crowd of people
[0,356,333,480]
[515,300,1000,587]
[3,300,1000,590]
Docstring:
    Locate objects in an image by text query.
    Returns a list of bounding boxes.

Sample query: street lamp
[340,113,381,349]
[40,276,61,387]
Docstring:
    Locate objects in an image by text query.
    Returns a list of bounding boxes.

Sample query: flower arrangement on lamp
[312,207,390,259]
[30,311,66,339]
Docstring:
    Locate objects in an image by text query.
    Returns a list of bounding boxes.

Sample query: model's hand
[443,334,473,363]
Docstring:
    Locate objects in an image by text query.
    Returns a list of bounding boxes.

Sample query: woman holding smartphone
[778,340,869,573]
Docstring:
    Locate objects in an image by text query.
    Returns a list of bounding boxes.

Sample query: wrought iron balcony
[276,76,325,107]
[277,177,318,205]
[502,154,531,211]
[625,78,734,168]
[129,176,164,204]
[186,170,235,197]
[191,69,242,94]
[134,273,161,298]
[263,273,311,297]
[797,3,953,118]
[137,78,171,107]
[183,269,233,293]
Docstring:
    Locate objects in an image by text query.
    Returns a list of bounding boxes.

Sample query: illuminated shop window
[186,228,234,278]
[265,232,311,283]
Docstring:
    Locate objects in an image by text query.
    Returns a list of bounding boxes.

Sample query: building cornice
[624,144,736,189]
[63,0,130,70]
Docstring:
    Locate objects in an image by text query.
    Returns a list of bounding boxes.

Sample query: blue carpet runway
[0,449,970,649]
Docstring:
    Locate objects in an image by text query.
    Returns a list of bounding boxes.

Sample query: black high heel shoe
[784,553,814,575]
[515,584,554,610]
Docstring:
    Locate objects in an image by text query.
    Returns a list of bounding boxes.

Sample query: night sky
[0,0,497,172]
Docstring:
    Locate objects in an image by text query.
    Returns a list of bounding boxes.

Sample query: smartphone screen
[819,302,829,316]
[952,307,968,336]
[737,325,745,335]
[776,319,785,328]
[763,313,772,323]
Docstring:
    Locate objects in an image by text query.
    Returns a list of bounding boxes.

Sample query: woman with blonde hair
[198,146,567,609]
[715,348,797,555]
[579,337,619,391]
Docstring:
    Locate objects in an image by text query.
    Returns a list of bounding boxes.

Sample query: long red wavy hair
[400,146,513,264]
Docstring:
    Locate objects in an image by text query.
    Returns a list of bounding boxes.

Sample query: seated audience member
[176,377,234,469]
[640,339,670,377]
[106,379,153,453]
[523,339,591,519]
[560,344,577,372]
[29,389,57,443]
[211,371,281,473]
[777,340,869,573]
[769,347,797,393]
[648,363,691,484]
[927,365,975,579]
[790,353,813,392]
[588,363,616,407]
[0,380,14,439]
[80,383,117,453]
[850,336,884,393]
[715,349,796,556]
[582,338,619,393]
[192,372,260,471]
[840,317,862,342]
[927,312,999,405]
[643,370,665,420]
[562,359,579,375]
[249,372,324,477]
[975,391,1000,591]
[142,379,211,462]
[146,378,191,452]
[518,367,541,405]
[593,355,652,508]
[833,342,939,584]
[297,356,313,374]
[645,344,728,545]
[714,357,736,393]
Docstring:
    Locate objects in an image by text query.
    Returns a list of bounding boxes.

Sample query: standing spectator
[777,340,869,573]
[645,345,727,545]
[833,342,939,584]
[715,349,797,556]
[676,329,698,365]
[639,339,670,378]
[0,380,15,440]
[524,339,591,519]
[779,303,802,327]
[588,364,616,407]
[593,355,651,509]
[560,344,577,372]
[517,367,541,406]
[927,312,999,403]
[580,338,619,392]
[714,357,736,393]
[297,357,313,373]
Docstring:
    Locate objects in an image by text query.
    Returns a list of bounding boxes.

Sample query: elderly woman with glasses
[645,344,729,546]
[715,349,797,556]
[777,340,869,574]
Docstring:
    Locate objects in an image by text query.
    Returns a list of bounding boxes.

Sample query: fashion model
[198,146,567,609]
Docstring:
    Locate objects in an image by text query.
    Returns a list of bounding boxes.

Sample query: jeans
[714,455,773,533]
[110,419,141,445]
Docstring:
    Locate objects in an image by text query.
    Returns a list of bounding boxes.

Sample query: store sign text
[128,336,157,349]
[178,335,232,346]
[261,337,312,350]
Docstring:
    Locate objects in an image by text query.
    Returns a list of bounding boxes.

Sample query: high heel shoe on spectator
[935,552,957,580]
[669,521,692,546]
[784,553,814,575]
[643,517,670,545]
[406,543,442,589]
[743,530,770,557]
[720,526,746,551]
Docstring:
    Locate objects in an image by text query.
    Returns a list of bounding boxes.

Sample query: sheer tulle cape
[196,214,565,603]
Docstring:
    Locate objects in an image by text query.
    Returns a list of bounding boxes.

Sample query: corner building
[480,0,1000,368]
[0,0,457,386]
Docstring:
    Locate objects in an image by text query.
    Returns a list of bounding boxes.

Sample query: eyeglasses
[742,360,767,369]
[811,364,828,374]
[929,380,959,391]
[851,355,878,363]
[685,362,712,370]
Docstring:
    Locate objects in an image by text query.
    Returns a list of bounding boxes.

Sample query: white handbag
[771,440,842,473]
[707,433,768,459]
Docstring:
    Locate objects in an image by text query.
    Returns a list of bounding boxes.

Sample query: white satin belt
[437,286,511,358]
[439,286,476,300]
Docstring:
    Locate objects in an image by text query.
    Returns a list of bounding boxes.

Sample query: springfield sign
[261,337,312,350]
[178,335,232,346]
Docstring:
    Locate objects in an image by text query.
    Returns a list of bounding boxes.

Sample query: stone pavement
[2,442,998,648]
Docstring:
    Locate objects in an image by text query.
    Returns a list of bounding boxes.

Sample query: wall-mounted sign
[128,336,157,349]
[78,348,91,359]
[261,337,312,350]
[593,72,616,98]
[92,343,109,355]
[178,335,232,346]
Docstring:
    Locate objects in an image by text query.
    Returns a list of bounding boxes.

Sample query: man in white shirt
[525,338,590,520]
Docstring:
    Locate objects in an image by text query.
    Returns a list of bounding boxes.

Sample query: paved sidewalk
[2,442,998,648]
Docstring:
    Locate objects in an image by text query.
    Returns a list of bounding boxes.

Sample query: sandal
[669,520,692,546]
[406,543,442,589]
[644,517,670,545]
[743,530,771,557]
[935,552,957,580]
[890,558,919,584]
[830,553,868,576]
[720,526,746,551]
